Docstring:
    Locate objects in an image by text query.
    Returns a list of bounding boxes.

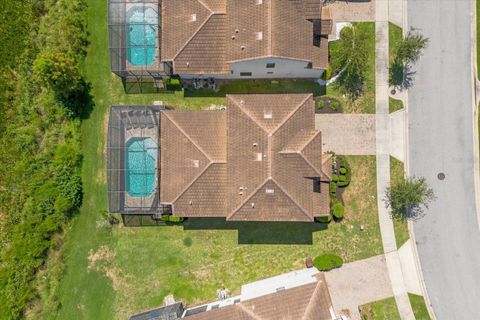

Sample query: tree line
[0,0,89,319]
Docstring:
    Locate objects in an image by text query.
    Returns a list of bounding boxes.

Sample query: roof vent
[257,32,263,41]
[265,188,275,195]
[241,46,246,51]
[231,35,236,40]
[263,112,272,119]
[253,143,258,147]
[191,14,197,22]
[255,153,263,161]
[235,29,240,33]
[193,160,200,168]
[189,200,193,206]
[257,0,263,4]
[251,202,255,208]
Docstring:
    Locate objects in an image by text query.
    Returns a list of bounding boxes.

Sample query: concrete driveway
[325,255,393,320]
[315,114,376,155]
[408,0,480,318]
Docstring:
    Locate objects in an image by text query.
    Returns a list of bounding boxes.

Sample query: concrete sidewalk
[375,0,415,318]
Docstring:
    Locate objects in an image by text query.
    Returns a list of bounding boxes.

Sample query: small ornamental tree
[395,30,429,65]
[333,26,368,101]
[384,176,435,221]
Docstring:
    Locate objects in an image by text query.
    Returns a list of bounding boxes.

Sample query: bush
[338,175,346,182]
[315,215,332,223]
[332,202,345,219]
[317,100,325,109]
[322,64,333,80]
[336,156,351,187]
[313,254,343,271]
[332,174,339,182]
[329,181,337,195]
[339,167,347,175]
[162,215,184,223]
[164,78,182,91]
[330,101,339,111]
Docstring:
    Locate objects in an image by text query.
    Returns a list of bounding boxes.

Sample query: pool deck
[124,126,159,210]
[125,2,162,74]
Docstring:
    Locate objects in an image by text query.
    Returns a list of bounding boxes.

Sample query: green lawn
[409,293,432,320]
[390,157,409,249]
[389,97,404,113]
[389,23,404,113]
[39,1,384,319]
[327,22,376,114]
[185,79,326,97]
[359,297,401,320]
[389,23,403,64]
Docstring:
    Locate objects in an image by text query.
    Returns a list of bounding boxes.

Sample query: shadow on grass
[183,218,328,245]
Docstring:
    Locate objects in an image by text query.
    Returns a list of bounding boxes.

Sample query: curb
[472,0,480,231]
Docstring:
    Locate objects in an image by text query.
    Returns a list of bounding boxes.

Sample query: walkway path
[375,0,415,319]
[325,255,393,320]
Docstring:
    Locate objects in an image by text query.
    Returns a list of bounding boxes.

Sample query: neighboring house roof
[183,273,333,320]
[160,94,330,221]
[161,0,332,74]
[129,302,184,320]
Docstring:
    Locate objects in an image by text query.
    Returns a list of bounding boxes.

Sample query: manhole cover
[437,172,446,180]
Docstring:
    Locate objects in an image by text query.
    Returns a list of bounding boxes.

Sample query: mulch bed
[314,96,344,114]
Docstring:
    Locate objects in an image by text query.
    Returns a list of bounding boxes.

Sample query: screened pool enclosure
[107,105,169,215]
[108,0,171,93]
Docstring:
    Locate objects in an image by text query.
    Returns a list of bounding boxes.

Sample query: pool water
[126,137,158,197]
[126,6,158,66]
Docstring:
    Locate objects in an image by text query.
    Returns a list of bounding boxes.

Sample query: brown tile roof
[160,111,227,217]
[160,94,330,221]
[161,0,330,74]
[225,0,329,69]
[184,273,333,320]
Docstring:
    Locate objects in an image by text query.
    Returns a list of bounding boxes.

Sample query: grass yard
[185,79,326,97]
[390,157,409,249]
[389,97,404,113]
[389,23,403,64]
[327,22,376,114]
[359,297,401,320]
[39,2,383,319]
[409,293,432,320]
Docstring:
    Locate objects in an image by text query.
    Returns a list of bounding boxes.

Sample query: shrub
[339,167,347,175]
[329,181,337,195]
[164,78,182,91]
[330,101,339,111]
[315,215,332,223]
[161,214,170,222]
[163,215,184,223]
[317,100,325,109]
[332,174,339,182]
[321,64,332,80]
[313,254,343,271]
[336,156,351,187]
[183,237,193,247]
[339,175,346,182]
[332,202,345,219]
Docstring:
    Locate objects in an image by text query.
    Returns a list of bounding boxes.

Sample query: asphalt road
[408,0,480,319]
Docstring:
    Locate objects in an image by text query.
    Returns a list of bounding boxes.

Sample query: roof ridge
[171,10,216,61]
[162,112,212,162]
[302,277,324,320]
[271,94,313,135]
[226,178,270,220]
[270,178,313,220]
[237,303,264,320]
[170,162,214,204]
[228,96,269,134]
[196,0,214,13]
[300,130,331,180]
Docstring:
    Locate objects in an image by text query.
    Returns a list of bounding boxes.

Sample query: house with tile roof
[106,94,332,222]
[160,93,332,221]
[129,268,336,320]
[108,0,332,84]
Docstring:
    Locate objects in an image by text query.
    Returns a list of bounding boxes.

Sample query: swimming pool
[126,6,158,66]
[126,137,158,197]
